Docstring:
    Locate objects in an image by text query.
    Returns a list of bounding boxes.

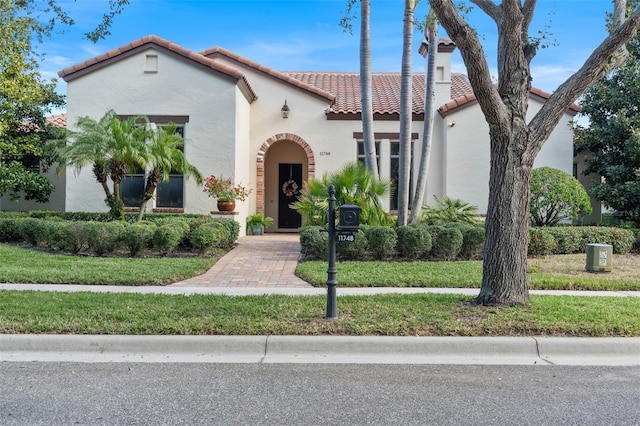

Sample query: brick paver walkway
[169,233,312,288]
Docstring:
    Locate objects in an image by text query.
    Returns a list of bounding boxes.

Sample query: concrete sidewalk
[2,283,640,298]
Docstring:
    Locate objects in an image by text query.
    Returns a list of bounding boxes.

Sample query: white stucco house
[2,35,580,233]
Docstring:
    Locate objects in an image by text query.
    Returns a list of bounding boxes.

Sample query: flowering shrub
[203,175,251,202]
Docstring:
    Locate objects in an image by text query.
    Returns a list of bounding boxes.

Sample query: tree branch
[529,6,640,152]
[429,0,506,126]
[470,0,501,22]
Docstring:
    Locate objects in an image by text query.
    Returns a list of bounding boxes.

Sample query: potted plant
[203,174,252,211]
[246,213,274,235]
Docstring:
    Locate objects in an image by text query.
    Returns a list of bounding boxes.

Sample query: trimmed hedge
[337,229,368,260]
[431,226,463,260]
[364,226,397,260]
[298,223,636,261]
[528,226,635,256]
[299,226,328,260]
[0,215,239,257]
[395,225,432,259]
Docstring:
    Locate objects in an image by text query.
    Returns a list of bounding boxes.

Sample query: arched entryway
[256,133,315,231]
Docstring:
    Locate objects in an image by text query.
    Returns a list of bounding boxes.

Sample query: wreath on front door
[282,179,299,198]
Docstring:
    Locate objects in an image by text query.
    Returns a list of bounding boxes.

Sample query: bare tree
[409,10,438,224]
[427,0,640,305]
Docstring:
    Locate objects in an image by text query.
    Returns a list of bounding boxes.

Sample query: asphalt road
[2,363,639,425]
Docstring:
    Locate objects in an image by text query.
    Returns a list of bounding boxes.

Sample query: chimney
[419,38,457,108]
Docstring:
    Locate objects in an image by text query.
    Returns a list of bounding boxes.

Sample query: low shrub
[299,226,328,260]
[459,225,485,260]
[85,221,125,256]
[18,218,50,247]
[632,229,640,254]
[152,224,184,256]
[214,218,240,249]
[528,228,557,256]
[189,222,225,254]
[365,226,397,260]
[0,218,23,242]
[54,221,88,253]
[337,229,368,260]
[576,226,634,254]
[395,225,431,259]
[431,226,463,260]
[546,226,583,254]
[121,222,156,257]
[604,227,635,254]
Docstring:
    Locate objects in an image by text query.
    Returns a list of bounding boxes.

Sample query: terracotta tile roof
[46,113,66,128]
[58,35,257,102]
[201,46,335,103]
[56,35,580,119]
[286,72,473,116]
[439,84,582,116]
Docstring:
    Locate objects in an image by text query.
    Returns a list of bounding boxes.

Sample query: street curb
[2,334,639,365]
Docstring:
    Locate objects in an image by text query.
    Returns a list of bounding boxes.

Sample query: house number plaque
[336,232,355,243]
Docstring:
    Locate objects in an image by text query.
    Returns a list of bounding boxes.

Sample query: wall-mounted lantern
[281,100,290,119]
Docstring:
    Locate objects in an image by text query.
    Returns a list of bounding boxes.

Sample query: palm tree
[340,0,378,178]
[59,109,149,219]
[137,123,203,221]
[106,113,150,207]
[397,0,417,226]
[58,110,115,200]
[360,0,379,179]
[409,10,438,224]
[291,162,393,227]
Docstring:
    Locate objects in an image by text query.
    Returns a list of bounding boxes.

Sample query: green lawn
[0,243,217,285]
[296,254,640,291]
[3,243,639,291]
[2,242,639,337]
[2,291,639,336]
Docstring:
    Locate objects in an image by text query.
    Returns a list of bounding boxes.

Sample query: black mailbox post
[325,187,361,319]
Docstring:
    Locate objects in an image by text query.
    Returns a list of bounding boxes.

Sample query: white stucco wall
[441,99,576,213]
[60,41,577,220]
[64,47,242,215]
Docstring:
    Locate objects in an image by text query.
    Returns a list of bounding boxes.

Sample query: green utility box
[586,243,613,272]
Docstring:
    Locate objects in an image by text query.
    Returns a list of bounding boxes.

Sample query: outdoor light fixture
[281,100,290,119]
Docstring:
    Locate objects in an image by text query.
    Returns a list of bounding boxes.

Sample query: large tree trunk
[478,126,532,305]
[428,0,640,306]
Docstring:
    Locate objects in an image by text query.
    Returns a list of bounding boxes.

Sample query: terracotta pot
[217,200,236,212]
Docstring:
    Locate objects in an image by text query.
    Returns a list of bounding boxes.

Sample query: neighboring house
[3,35,579,233]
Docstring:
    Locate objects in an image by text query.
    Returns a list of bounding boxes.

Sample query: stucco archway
[256,133,315,218]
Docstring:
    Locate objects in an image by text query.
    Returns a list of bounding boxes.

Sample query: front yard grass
[0,243,218,285]
[1,291,639,336]
[2,243,639,337]
[295,254,640,291]
[2,243,640,291]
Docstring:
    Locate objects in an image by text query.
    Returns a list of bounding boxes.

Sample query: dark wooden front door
[278,163,302,229]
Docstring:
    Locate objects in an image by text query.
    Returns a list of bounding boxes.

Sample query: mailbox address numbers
[337,233,355,243]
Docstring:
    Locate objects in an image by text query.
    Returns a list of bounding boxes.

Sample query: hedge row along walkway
[169,233,312,288]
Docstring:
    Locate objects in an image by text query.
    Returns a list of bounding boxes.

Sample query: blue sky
[39,0,614,112]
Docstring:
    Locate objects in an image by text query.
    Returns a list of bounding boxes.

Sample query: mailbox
[338,204,361,231]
